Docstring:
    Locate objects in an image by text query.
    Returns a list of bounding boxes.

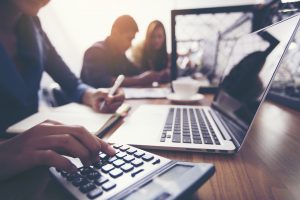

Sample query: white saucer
[167,93,204,104]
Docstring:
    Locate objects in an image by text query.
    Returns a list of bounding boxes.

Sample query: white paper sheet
[7,103,112,134]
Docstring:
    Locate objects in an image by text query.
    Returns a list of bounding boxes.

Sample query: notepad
[123,88,171,99]
[6,103,113,134]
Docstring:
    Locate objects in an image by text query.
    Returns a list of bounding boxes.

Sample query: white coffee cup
[172,79,200,99]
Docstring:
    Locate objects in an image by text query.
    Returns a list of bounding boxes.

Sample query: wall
[38,0,262,83]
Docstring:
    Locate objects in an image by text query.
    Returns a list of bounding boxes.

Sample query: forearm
[117,71,157,87]
[119,76,143,87]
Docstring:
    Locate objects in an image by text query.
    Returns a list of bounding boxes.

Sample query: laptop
[109,15,300,154]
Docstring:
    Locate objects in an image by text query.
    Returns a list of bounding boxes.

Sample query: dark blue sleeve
[80,45,113,88]
[35,19,92,103]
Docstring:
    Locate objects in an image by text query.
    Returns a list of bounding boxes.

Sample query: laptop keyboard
[160,108,220,145]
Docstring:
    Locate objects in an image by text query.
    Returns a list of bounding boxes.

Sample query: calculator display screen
[124,165,192,200]
[158,164,192,181]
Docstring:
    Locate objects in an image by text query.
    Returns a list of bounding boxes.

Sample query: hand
[158,69,171,83]
[82,88,125,113]
[0,121,116,180]
[138,71,161,86]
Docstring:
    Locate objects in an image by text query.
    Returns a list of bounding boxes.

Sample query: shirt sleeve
[81,45,113,88]
[34,18,92,103]
[121,54,141,76]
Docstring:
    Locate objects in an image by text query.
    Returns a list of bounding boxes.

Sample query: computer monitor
[171,5,256,86]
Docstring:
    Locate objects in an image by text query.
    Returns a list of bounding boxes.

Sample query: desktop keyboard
[160,108,220,145]
[50,144,215,200]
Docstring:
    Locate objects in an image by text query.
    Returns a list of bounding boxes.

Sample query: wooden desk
[1,96,300,200]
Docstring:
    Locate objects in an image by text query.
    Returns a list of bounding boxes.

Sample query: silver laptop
[109,15,300,154]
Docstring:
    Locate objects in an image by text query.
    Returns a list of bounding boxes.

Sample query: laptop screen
[212,15,300,144]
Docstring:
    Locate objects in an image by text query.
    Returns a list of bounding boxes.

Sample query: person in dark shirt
[0,0,121,180]
[81,15,168,88]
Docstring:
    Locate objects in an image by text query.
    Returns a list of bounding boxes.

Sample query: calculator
[49,144,215,200]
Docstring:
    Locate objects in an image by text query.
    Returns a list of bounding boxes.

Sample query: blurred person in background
[129,20,170,83]
[81,15,168,88]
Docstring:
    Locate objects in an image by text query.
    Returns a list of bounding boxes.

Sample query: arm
[81,46,114,88]
[116,53,170,86]
[115,70,162,87]
[43,41,124,112]
[35,19,90,103]
[109,54,163,87]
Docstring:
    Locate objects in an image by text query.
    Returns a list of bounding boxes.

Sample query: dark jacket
[0,15,90,133]
[81,37,140,88]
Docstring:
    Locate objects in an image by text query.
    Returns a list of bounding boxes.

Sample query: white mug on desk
[172,79,200,99]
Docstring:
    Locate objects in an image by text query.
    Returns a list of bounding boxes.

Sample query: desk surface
[1,95,300,200]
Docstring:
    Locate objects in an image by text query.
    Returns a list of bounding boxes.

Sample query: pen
[99,74,125,111]
[96,104,131,138]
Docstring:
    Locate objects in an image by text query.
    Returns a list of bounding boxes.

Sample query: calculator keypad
[50,144,169,200]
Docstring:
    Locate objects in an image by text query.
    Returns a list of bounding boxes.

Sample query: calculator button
[154,192,171,200]
[93,161,104,169]
[79,167,93,176]
[87,188,103,199]
[87,171,101,180]
[101,164,115,173]
[142,154,154,162]
[152,159,161,165]
[126,148,137,155]
[102,181,116,191]
[133,151,145,158]
[72,177,89,187]
[131,159,144,167]
[79,182,96,193]
[116,152,127,159]
[113,144,123,149]
[99,153,108,160]
[61,170,68,177]
[121,163,134,172]
[131,169,144,177]
[109,168,123,178]
[119,146,130,151]
[94,177,108,186]
[108,156,118,163]
[113,159,125,168]
[66,173,81,181]
[123,155,135,163]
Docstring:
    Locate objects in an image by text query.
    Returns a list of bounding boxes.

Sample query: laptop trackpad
[109,105,169,144]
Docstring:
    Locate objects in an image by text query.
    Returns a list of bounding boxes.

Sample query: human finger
[43,125,102,158]
[101,101,123,113]
[94,137,116,156]
[39,134,98,166]
[36,150,77,173]
[42,120,63,125]
[105,89,125,105]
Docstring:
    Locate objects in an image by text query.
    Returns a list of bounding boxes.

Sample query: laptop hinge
[208,110,231,141]
[209,109,242,148]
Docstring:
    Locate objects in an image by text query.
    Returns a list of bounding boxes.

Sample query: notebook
[109,15,300,154]
[6,103,113,134]
[123,88,171,99]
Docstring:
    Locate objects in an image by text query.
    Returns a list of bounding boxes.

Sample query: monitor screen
[171,6,255,84]
[212,15,300,144]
